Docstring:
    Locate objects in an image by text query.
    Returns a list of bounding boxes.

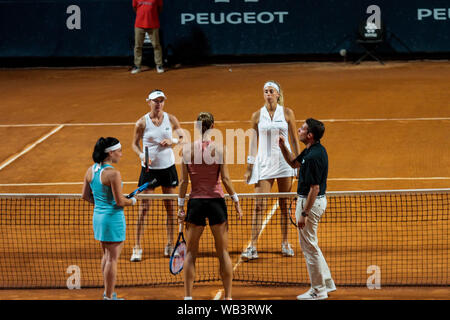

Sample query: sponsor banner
[0,0,448,58]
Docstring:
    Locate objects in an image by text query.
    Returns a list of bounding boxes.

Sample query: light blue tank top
[90,163,123,214]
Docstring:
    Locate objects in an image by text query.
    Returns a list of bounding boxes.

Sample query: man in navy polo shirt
[279,118,335,300]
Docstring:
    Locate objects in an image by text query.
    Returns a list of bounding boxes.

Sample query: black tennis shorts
[138,164,179,189]
[186,198,228,226]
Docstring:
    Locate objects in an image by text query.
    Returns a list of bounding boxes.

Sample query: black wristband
[301,211,308,217]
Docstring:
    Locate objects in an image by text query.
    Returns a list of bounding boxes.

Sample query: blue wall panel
[0,0,448,58]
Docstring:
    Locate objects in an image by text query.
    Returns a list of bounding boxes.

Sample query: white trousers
[296,196,334,292]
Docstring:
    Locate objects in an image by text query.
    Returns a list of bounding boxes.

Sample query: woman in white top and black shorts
[242,81,300,260]
[130,89,184,262]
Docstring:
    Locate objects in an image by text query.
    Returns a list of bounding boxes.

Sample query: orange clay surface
[0,61,449,300]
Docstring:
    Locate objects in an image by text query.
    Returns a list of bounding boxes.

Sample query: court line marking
[214,201,279,300]
[0,125,64,171]
[0,177,449,187]
[1,117,450,128]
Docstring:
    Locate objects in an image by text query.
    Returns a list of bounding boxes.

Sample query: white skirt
[247,154,296,185]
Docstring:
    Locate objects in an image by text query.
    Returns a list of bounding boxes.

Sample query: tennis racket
[169,222,186,275]
[126,182,149,199]
[145,146,149,172]
[287,197,298,227]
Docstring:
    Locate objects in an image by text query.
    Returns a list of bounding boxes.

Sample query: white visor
[104,143,121,153]
[146,90,166,101]
[263,81,280,93]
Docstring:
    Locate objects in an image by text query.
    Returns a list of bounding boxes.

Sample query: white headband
[146,90,166,101]
[104,143,121,153]
[263,81,280,93]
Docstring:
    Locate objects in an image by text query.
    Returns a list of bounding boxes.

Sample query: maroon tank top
[187,141,224,199]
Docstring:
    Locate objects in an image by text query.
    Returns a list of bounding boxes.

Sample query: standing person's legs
[162,186,177,256]
[253,179,273,247]
[150,28,163,67]
[101,241,124,299]
[134,27,146,68]
[298,197,331,292]
[277,176,293,248]
[184,223,204,299]
[101,243,107,278]
[210,222,232,299]
[131,189,154,261]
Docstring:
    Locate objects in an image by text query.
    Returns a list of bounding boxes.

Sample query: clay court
[0,61,449,300]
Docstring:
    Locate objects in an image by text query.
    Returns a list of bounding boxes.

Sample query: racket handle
[145,146,149,172]
[178,222,184,233]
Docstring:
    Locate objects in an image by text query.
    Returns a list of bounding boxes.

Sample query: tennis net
[0,189,448,289]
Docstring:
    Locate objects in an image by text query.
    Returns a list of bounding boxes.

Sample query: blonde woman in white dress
[242,81,300,260]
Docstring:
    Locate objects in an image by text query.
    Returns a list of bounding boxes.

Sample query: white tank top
[256,104,295,180]
[142,112,175,169]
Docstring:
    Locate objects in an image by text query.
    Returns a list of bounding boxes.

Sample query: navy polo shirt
[295,142,328,196]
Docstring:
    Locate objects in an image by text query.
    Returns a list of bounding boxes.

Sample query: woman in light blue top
[82,137,137,300]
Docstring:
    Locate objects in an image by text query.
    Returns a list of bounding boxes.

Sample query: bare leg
[210,222,232,299]
[277,177,293,245]
[251,179,274,249]
[101,242,107,277]
[102,241,124,298]
[134,189,153,250]
[184,223,204,298]
[162,186,177,248]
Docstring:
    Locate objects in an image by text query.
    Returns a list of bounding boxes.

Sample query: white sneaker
[130,248,142,262]
[325,279,337,293]
[156,65,164,73]
[131,66,141,74]
[296,288,328,300]
[282,243,294,257]
[103,292,124,300]
[164,244,174,257]
[241,246,258,261]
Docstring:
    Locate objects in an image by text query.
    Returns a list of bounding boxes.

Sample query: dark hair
[305,118,325,141]
[92,137,120,163]
[197,112,214,135]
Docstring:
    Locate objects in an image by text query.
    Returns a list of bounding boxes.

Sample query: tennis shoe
[296,288,328,300]
[281,242,294,257]
[130,248,142,262]
[241,246,258,261]
[131,66,141,74]
[164,244,174,257]
[156,65,165,73]
[103,292,124,300]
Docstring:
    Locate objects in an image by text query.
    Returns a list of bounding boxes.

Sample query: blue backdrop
[0,0,449,58]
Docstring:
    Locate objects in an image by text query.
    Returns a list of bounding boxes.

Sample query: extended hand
[160,139,173,147]
[177,208,186,223]
[235,202,243,220]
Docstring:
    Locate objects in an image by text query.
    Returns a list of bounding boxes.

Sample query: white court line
[214,201,279,300]
[0,125,64,171]
[1,117,450,128]
[0,177,449,187]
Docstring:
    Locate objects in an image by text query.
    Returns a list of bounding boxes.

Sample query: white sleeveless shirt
[248,105,296,184]
[142,112,175,169]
